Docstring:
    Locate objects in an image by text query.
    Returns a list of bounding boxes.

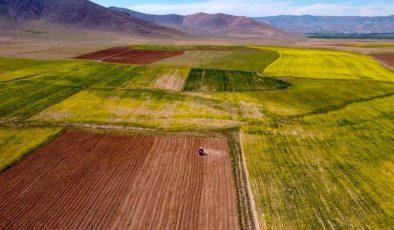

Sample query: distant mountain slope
[0,0,185,37]
[254,15,394,33]
[110,7,288,38]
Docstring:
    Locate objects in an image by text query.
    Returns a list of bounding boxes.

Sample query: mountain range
[254,15,394,34]
[110,7,287,38]
[0,0,184,37]
[0,0,392,40]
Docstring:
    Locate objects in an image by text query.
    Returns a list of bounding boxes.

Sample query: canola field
[260,47,394,81]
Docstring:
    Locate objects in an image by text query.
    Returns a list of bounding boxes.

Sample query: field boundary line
[285,91,394,119]
[239,132,262,230]
[0,127,64,174]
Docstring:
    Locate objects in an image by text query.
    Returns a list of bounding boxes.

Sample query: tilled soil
[76,47,185,64]
[0,131,239,230]
[76,47,131,60]
[371,53,394,69]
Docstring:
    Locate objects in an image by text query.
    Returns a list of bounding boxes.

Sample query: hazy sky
[91,0,394,17]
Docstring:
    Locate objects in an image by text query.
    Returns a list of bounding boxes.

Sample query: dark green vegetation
[184,68,290,91]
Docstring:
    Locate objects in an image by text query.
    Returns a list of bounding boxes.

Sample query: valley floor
[0,43,393,229]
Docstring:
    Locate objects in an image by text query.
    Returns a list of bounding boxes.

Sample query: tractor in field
[199,147,207,156]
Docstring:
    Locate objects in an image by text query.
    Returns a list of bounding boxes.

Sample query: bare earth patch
[0,131,239,229]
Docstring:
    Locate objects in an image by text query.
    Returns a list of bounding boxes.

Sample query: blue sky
[91,0,394,16]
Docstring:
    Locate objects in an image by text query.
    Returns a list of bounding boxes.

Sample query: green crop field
[1,45,393,229]
[0,58,124,121]
[93,65,190,91]
[30,88,241,130]
[0,127,61,171]
[258,47,394,81]
[157,49,279,72]
[242,94,394,229]
[184,68,290,91]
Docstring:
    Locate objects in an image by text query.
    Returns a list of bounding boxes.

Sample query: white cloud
[129,0,394,17]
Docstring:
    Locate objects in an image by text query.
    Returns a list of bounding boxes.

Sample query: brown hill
[111,7,288,38]
[0,0,185,37]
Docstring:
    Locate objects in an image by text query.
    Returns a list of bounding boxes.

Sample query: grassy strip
[226,131,258,230]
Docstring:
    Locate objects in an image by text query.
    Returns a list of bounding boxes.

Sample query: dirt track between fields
[76,47,185,64]
[0,131,238,229]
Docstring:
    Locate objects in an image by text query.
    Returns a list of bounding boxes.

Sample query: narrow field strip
[0,131,239,229]
[184,68,290,91]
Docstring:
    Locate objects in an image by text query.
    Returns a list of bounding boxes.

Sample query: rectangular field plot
[93,65,190,91]
[242,95,394,229]
[0,127,61,171]
[184,68,290,91]
[77,47,185,65]
[0,61,122,121]
[157,49,279,72]
[260,47,394,81]
[30,89,240,130]
[0,131,238,229]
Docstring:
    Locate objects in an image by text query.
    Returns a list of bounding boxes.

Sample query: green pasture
[0,127,61,171]
[93,65,190,91]
[157,49,279,72]
[242,94,394,229]
[258,47,394,81]
[212,78,394,118]
[0,58,80,82]
[30,89,240,130]
[0,58,123,121]
[184,68,289,91]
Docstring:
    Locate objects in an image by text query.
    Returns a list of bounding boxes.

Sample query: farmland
[242,94,394,229]
[93,65,190,91]
[184,68,289,91]
[0,131,238,229]
[77,47,185,64]
[371,53,394,69]
[261,47,394,81]
[0,44,393,229]
[157,49,279,72]
[0,127,61,171]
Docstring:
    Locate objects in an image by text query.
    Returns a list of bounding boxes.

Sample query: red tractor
[198,147,207,156]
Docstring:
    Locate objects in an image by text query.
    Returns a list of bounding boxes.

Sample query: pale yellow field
[257,47,394,81]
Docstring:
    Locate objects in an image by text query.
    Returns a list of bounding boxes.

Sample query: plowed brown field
[76,47,184,64]
[0,131,238,230]
[372,53,394,69]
